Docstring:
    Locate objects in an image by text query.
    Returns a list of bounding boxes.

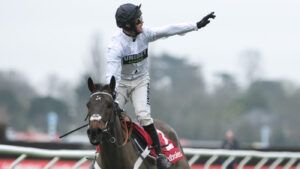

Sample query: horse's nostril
[87,128,102,145]
[87,128,96,139]
[88,128,97,136]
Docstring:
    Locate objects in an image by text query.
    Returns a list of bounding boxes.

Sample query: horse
[86,76,190,169]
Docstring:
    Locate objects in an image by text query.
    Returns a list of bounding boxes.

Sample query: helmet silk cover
[115,3,142,33]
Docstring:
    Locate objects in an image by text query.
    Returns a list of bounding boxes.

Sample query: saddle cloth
[96,121,184,164]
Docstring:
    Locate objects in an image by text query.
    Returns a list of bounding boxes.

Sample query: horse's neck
[99,116,136,168]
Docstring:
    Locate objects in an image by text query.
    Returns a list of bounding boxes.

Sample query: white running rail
[184,148,300,169]
[1,144,300,169]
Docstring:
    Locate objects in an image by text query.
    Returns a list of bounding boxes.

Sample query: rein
[59,91,133,147]
[59,123,88,138]
[119,112,134,147]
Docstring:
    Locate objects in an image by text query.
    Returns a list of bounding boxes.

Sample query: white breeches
[116,75,153,126]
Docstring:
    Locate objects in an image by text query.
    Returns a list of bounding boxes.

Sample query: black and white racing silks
[105,22,198,85]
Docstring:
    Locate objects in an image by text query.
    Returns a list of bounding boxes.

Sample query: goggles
[135,16,143,25]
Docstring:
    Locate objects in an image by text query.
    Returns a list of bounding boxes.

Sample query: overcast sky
[1,0,300,91]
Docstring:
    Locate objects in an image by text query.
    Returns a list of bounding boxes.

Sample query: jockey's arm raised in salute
[105,3,215,169]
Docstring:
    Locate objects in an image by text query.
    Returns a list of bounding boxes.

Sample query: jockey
[105,3,215,169]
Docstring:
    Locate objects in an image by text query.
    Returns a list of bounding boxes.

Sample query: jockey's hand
[197,12,216,29]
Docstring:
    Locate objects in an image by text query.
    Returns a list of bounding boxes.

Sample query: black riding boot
[143,124,172,169]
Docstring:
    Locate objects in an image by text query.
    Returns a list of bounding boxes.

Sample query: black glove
[197,12,216,29]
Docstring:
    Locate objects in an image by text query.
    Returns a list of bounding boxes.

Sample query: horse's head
[86,76,116,145]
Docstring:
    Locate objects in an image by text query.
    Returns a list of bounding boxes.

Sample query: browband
[90,91,113,100]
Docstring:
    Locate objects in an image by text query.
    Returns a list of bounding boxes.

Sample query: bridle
[86,91,115,129]
[87,91,132,147]
[59,91,113,139]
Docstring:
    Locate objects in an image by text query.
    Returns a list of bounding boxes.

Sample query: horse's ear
[109,76,116,92]
[88,77,96,92]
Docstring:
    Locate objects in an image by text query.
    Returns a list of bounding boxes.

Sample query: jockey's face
[122,16,143,37]
[135,16,143,33]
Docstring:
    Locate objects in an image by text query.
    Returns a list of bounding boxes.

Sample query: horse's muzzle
[87,128,103,145]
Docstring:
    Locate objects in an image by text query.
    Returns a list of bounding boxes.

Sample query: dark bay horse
[86,76,190,169]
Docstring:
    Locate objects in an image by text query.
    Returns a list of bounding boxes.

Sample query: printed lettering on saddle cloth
[152,130,184,164]
[130,123,184,164]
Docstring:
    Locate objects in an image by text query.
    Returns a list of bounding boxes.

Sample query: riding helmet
[115,3,142,31]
